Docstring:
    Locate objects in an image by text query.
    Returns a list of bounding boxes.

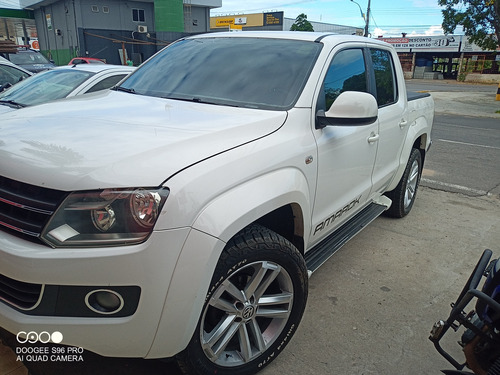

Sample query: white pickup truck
[0,32,433,375]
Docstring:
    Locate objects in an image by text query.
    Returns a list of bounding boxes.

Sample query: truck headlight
[41,187,169,248]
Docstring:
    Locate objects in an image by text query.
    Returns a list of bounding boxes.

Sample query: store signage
[378,35,461,51]
[46,14,52,30]
[215,18,234,27]
[264,12,283,26]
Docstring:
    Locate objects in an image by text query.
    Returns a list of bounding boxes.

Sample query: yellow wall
[210,13,264,29]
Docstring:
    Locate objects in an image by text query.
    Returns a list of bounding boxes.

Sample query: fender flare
[192,167,312,242]
[147,168,312,358]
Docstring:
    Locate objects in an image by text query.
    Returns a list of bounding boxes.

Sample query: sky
[210,0,460,37]
[0,0,459,37]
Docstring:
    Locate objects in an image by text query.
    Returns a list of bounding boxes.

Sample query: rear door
[368,47,409,194]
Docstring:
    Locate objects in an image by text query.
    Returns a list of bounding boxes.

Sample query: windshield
[9,51,51,65]
[0,69,94,106]
[119,37,322,110]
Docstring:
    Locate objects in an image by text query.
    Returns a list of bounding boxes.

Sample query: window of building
[370,48,397,107]
[102,6,110,14]
[132,9,145,22]
[321,48,368,110]
[91,5,99,13]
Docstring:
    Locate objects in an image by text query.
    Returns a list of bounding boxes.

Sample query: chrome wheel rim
[200,260,294,367]
[404,159,419,209]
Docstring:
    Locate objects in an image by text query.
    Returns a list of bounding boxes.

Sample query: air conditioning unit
[137,25,147,33]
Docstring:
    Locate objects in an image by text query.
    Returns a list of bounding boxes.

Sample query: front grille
[0,176,68,243]
[0,273,43,310]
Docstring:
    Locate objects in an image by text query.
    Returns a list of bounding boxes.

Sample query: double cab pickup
[0,32,433,375]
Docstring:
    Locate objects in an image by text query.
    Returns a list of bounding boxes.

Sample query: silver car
[0,64,135,113]
[0,56,32,91]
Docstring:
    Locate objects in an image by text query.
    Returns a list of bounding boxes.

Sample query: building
[0,8,37,48]
[210,11,362,35]
[16,0,221,65]
[378,35,500,83]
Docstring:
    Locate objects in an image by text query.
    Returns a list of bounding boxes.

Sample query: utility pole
[364,0,371,37]
[351,0,371,37]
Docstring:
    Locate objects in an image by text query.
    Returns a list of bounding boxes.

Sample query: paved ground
[1,80,499,375]
[260,187,500,375]
[430,90,500,118]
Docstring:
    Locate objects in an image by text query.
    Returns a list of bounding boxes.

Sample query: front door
[310,47,379,245]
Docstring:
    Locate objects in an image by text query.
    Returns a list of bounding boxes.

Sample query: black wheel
[385,148,422,218]
[177,224,308,375]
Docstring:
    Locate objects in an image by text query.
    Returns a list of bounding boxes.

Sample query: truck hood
[0,90,287,191]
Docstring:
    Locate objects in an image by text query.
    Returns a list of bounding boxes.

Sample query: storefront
[378,35,500,83]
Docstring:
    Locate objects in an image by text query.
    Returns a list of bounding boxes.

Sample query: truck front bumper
[0,227,192,358]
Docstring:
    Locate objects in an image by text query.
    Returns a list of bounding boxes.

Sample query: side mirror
[316,91,378,129]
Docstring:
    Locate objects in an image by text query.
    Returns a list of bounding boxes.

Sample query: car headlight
[41,187,169,248]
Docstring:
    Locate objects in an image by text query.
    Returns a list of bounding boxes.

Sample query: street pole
[364,0,371,37]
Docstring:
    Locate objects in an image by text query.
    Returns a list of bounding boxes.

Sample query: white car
[0,64,135,113]
[0,56,32,91]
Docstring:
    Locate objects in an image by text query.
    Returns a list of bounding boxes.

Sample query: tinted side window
[370,49,397,107]
[0,65,30,85]
[322,49,367,110]
[85,74,127,93]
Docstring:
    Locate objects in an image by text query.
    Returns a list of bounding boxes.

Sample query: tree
[438,0,499,51]
[290,13,314,31]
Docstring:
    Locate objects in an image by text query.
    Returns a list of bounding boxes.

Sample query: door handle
[367,133,380,144]
[399,119,408,129]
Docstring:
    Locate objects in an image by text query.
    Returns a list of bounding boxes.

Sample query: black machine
[430,249,500,375]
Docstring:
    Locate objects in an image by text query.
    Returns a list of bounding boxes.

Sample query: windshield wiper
[163,96,239,107]
[113,86,136,94]
[0,100,25,108]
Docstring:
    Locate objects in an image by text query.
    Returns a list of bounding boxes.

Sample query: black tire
[385,148,422,218]
[177,224,308,375]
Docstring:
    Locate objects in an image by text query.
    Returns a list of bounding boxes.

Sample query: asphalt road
[406,80,498,93]
[1,80,499,375]
[406,80,500,198]
[422,113,500,197]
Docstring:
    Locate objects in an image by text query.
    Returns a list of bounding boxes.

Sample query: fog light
[85,289,124,315]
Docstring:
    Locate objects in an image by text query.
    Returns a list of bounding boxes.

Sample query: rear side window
[85,74,127,93]
[321,48,368,110]
[0,65,30,85]
[370,49,397,107]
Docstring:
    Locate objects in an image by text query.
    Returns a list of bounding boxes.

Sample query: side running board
[305,198,390,274]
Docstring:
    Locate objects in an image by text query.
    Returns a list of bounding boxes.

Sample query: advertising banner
[264,12,283,26]
[378,35,462,52]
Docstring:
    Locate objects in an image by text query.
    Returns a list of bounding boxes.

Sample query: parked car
[3,48,56,73]
[0,64,135,113]
[0,56,32,92]
[69,57,106,65]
